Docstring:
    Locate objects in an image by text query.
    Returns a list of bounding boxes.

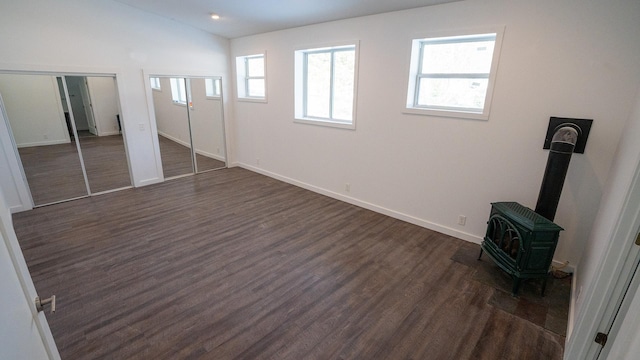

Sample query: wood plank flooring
[158,135,226,178]
[12,168,568,359]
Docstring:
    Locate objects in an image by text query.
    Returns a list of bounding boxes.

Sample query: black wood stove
[479,202,562,296]
[479,117,592,296]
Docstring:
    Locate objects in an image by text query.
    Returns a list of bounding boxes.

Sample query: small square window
[236,53,266,101]
[405,29,504,120]
[294,43,359,129]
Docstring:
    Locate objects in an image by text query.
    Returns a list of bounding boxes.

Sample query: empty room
[1,0,640,359]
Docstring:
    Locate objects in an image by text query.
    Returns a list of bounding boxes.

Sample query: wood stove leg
[478,248,483,260]
[541,274,549,297]
[511,278,521,297]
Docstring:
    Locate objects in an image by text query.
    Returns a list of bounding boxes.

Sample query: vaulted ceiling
[113,0,462,39]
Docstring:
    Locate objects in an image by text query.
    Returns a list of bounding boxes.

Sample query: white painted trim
[0,192,60,359]
[137,178,163,187]
[158,131,190,149]
[238,163,482,244]
[195,149,225,162]
[15,139,70,148]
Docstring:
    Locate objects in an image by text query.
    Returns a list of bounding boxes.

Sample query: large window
[294,43,358,129]
[406,30,503,120]
[236,53,266,100]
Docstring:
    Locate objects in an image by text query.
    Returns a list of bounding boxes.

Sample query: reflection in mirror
[150,76,227,178]
[69,76,131,193]
[189,77,226,172]
[151,76,194,178]
[0,73,88,205]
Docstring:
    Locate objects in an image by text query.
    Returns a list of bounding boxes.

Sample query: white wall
[0,74,69,147]
[0,0,231,210]
[230,0,640,268]
[564,88,640,358]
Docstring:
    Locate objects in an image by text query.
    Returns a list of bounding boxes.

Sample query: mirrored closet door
[150,76,226,179]
[0,73,132,207]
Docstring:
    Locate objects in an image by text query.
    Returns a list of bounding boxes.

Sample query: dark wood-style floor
[13,168,569,359]
[158,135,226,178]
[18,134,131,205]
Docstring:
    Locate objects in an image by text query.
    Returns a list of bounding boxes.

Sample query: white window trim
[404,27,505,121]
[236,52,267,103]
[294,41,359,130]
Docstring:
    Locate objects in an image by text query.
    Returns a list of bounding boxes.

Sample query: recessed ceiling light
[210,13,220,20]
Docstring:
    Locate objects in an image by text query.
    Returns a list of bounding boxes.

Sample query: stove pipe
[534,125,580,221]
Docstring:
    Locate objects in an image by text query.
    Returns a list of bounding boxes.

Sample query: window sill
[294,117,355,130]
[403,107,489,121]
[238,97,267,104]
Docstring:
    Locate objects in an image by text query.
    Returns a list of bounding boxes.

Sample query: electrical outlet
[256,158,260,165]
[345,183,350,192]
[43,134,48,140]
[458,215,466,226]
[217,148,220,154]
[138,124,145,131]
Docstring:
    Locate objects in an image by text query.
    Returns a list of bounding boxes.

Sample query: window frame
[404,27,504,121]
[294,41,359,130]
[235,53,267,102]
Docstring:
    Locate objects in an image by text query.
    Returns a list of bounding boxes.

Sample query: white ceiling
[113,0,462,39]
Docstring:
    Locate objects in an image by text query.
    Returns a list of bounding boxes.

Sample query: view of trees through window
[304,46,355,122]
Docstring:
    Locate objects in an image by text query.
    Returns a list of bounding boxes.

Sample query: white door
[0,189,60,359]
[80,78,98,136]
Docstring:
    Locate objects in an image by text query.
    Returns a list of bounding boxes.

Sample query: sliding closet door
[0,74,88,206]
[188,77,227,172]
[71,76,131,193]
[151,77,194,178]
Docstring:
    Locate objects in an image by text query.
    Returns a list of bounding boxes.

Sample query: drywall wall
[0,0,230,211]
[0,74,69,147]
[564,88,640,358]
[230,0,640,267]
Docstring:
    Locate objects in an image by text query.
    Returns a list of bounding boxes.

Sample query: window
[150,77,161,90]
[405,30,503,120]
[294,43,358,129]
[236,54,266,100]
[205,78,221,98]
[169,78,187,105]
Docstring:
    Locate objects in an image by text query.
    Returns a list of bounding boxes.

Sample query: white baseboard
[237,163,482,244]
[99,130,120,137]
[137,177,163,187]
[195,149,225,162]
[17,139,69,148]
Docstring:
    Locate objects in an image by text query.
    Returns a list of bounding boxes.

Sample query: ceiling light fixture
[210,13,220,20]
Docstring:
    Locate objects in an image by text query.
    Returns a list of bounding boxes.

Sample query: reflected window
[150,77,161,90]
[169,78,187,105]
[205,78,221,98]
